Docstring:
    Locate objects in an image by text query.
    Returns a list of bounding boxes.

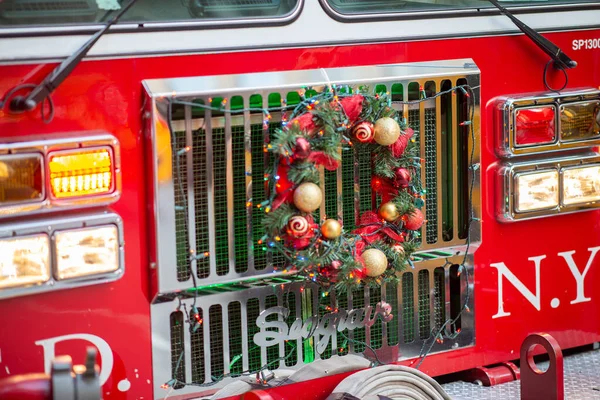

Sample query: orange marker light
[48,148,114,199]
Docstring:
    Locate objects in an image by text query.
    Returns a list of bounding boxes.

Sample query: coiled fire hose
[326,365,452,400]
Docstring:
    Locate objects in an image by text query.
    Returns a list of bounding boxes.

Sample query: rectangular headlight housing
[498,152,600,222]
[0,134,121,218]
[0,213,124,300]
[496,89,600,158]
[55,225,120,280]
[0,234,50,289]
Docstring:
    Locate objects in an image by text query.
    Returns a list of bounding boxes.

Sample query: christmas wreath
[260,89,425,292]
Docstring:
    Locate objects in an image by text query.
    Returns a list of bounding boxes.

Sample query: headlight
[0,234,50,289]
[515,170,559,212]
[563,165,600,205]
[496,90,600,158]
[48,147,114,199]
[0,154,44,207]
[0,134,121,218]
[0,213,123,300]
[55,225,120,280]
[498,153,600,222]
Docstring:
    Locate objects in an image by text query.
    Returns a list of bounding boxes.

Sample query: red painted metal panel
[0,29,599,400]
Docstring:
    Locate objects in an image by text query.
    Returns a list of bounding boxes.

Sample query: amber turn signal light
[48,147,114,199]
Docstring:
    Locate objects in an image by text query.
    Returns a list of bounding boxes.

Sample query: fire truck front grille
[146,61,481,396]
[157,256,474,391]
[156,73,480,290]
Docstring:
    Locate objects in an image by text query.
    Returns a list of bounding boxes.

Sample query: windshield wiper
[487,0,577,70]
[9,0,138,114]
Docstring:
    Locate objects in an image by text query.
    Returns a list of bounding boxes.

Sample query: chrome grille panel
[143,60,481,293]
[152,255,475,397]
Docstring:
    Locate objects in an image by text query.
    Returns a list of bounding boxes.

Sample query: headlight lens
[48,148,114,199]
[560,101,600,142]
[0,234,50,289]
[55,225,119,280]
[515,170,559,212]
[0,154,44,206]
[515,106,556,146]
[563,165,600,205]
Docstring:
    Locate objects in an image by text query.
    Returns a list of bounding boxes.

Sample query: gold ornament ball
[362,248,388,277]
[374,117,401,146]
[379,202,400,222]
[293,182,323,213]
[321,219,342,239]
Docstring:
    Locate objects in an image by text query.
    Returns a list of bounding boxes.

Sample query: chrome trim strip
[496,89,600,158]
[0,133,121,218]
[185,105,197,278]
[0,212,124,300]
[451,81,460,242]
[244,99,254,272]
[435,94,443,245]
[225,102,236,272]
[496,151,600,222]
[205,106,217,277]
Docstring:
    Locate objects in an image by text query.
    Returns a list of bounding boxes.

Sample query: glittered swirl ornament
[287,215,309,237]
[293,182,322,213]
[374,117,401,146]
[353,121,374,143]
[362,248,388,277]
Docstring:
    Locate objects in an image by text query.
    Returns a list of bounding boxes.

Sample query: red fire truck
[0,1,599,399]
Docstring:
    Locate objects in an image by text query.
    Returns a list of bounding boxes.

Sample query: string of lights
[162,81,479,391]
[412,84,478,370]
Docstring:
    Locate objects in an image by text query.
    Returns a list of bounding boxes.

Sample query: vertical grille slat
[228,302,243,376]
[213,127,229,276]
[418,269,431,340]
[205,108,218,277]
[191,308,205,383]
[434,267,446,331]
[386,282,399,346]
[185,106,198,281]
[193,124,210,279]
[170,311,186,389]
[243,102,255,272]
[402,272,415,343]
[173,130,190,281]
[209,305,224,379]
[424,99,438,245]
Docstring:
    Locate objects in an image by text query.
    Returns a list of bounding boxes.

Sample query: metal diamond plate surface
[442,349,600,399]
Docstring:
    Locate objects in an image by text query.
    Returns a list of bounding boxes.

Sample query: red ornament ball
[353,121,374,143]
[294,137,311,159]
[394,167,411,189]
[404,209,425,231]
[287,216,310,237]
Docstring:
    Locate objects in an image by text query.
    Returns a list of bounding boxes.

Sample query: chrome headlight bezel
[496,90,600,158]
[0,213,124,300]
[497,152,600,222]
